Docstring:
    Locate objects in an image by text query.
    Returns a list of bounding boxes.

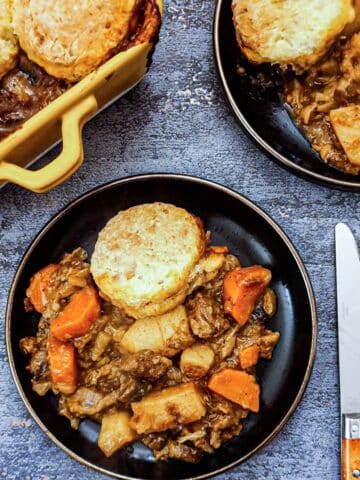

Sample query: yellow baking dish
[0,0,162,193]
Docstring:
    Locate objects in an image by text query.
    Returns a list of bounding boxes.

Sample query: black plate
[213,0,360,190]
[6,174,317,480]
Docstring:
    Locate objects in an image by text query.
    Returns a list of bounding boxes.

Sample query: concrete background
[0,1,359,479]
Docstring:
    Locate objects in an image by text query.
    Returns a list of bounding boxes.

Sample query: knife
[336,223,360,480]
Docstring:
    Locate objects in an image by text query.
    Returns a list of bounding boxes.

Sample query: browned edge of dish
[5,173,318,480]
[212,0,360,191]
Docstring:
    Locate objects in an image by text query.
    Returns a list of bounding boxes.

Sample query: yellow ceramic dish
[0,0,162,193]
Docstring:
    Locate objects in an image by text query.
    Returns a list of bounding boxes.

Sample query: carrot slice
[208,368,260,412]
[51,286,100,341]
[26,264,59,313]
[239,344,260,369]
[223,266,272,327]
[48,335,77,395]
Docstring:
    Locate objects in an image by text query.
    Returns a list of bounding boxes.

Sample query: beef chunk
[187,292,229,339]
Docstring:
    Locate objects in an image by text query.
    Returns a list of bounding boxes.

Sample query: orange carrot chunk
[26,264,59,313]
[239,344,260,369]
[208,368,260,413]
[223,266,272,327]
[48,335,77,395]
[51,286,100,341]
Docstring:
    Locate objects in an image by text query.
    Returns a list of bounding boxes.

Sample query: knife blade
[336,223,360,480]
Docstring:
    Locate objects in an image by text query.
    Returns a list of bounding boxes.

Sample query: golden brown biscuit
[106,247,227,320]
[0,0,18,79]
[232,0,355,72]
[90,203,206,319]
[13,0,138,82]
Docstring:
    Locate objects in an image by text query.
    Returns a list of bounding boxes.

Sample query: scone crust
[0,0,18,79]
[13,0,138,82]
[232,0,355,71]
[103,249,227,320]
[90,203,206,317]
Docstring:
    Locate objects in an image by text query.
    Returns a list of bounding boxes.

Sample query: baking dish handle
[0,94,98,193]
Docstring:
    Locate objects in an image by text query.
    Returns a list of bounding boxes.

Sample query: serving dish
[0,0,162,193]
[213,0,360,190]
[6,174,317,480]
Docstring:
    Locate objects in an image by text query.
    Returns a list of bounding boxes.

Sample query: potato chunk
[188,248,227,290]
[98,411,137,457]
[330,105,360,166]
[120,305,193,357]
[180,344,214,378]
[130,383,206,434]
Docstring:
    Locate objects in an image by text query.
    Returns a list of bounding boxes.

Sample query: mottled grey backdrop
[0,1,359,479]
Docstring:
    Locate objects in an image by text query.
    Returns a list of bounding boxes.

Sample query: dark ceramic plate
[213,0,360,190]
[6,174,317,480]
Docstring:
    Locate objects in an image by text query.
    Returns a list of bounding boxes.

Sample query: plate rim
[5,173,318,480]
[212,0,360,191]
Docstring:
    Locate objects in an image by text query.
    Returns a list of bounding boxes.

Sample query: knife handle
[342,414,360,480]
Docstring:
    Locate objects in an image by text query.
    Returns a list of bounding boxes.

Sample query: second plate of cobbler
[214,0,360,189]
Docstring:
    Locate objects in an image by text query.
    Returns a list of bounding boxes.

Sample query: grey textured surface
[0,1,359,479]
